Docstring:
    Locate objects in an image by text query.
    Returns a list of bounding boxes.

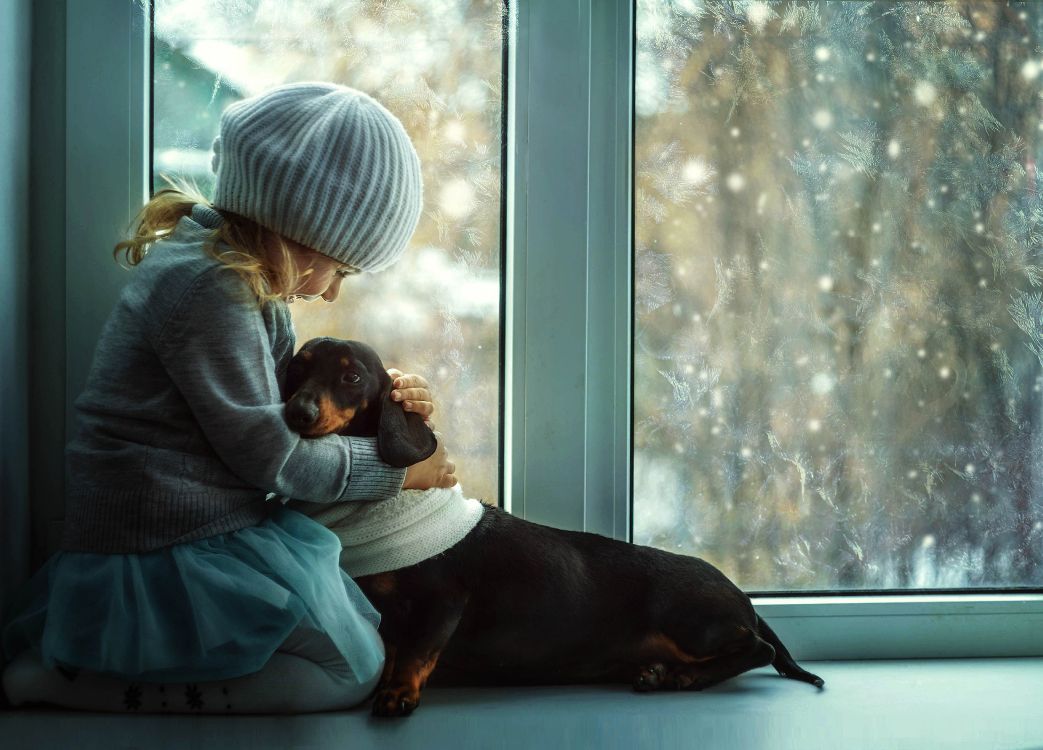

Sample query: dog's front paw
[633,663,667,692]
[371,686,420,717]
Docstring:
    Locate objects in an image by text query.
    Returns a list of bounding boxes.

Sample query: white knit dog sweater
[291,486,486,578]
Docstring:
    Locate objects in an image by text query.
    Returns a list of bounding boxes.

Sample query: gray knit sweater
[62,204,407,553]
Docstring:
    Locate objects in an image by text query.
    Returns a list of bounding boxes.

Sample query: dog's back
[360,504,765,686]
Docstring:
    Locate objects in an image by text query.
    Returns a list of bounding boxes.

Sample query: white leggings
[1,623,384,714]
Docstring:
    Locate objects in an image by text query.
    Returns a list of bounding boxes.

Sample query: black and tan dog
[283,337,824,717]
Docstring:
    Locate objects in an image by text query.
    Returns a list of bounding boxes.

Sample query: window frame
[60,0,1043,660]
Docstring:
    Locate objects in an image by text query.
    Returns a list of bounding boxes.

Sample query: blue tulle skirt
[1,507,383,684]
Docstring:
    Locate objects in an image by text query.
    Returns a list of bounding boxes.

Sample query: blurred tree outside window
[634,0,1043,592]
[152,0,505,505]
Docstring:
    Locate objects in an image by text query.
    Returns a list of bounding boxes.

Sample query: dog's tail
[756,615,824,688]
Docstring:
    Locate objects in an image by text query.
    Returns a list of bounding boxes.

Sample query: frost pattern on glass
[634,0,1043,590]
[154,0,504,504]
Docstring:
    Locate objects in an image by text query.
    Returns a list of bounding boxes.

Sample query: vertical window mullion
[505,0,632,536]
[584,0,634,541]
[506,0,591,529]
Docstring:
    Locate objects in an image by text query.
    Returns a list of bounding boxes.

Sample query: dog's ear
[281,343,315,402]
[375,369,438,468]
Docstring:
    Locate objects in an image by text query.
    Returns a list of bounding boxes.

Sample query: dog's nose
[285,400,319,430]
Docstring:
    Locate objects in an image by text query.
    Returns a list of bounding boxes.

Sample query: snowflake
[745,1,773,32]
[438,178,476,220]
[812,109,833,130]
[123,683,143,712]
[914,81,937,106]
[811,372,835,395]
[682,157,716,187]
[185,684,205,711]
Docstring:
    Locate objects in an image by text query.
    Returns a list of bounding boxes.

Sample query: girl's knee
[353,659,382,701]
[321,655,382,712]
[257,650,383,713]
[329,653,382,712]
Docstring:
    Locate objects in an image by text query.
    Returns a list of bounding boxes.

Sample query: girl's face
[283,242,358,302]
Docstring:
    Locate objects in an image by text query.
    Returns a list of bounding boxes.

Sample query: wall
[0,0,33,621]
[30,0,68,567]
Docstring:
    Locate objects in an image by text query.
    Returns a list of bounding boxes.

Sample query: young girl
[1,82,457,713]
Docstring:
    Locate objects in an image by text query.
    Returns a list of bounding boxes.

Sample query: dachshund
[282,337,824,717]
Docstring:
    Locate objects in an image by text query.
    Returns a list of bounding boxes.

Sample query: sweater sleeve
[153,266,406,503]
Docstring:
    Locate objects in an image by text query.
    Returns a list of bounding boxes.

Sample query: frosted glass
[634,0,1043,591]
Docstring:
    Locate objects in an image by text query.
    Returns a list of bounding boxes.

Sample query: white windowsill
[3,658,1041,750]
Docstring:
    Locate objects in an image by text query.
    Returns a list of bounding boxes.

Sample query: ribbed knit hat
[210,82,423,272]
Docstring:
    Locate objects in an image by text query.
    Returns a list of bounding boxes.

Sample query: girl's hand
[402,431,458,490]
[387,368,435,423]
[387,367,455,488]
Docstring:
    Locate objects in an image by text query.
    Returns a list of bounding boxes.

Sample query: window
[152,0,506,504]
[63,0,1043,657]
[634,0,1043,594]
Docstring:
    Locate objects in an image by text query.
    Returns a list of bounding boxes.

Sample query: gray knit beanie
[210,82,423,272]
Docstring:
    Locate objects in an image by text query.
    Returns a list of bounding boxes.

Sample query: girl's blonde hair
[113,175,305,304]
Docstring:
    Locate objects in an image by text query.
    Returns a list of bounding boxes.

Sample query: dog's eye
[341,372,361,385]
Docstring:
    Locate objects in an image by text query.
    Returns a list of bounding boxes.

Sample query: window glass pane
[153,0,505,504]
[634,0,1043,591]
